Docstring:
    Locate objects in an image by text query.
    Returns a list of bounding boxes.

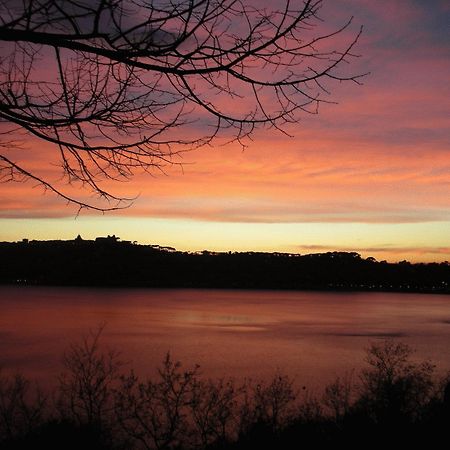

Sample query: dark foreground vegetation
[1,236,449,293]
[1,332,449,449]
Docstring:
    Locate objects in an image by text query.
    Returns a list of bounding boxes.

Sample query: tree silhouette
[0,0,364,210]
[1,337,450,448]
[357,340,435,424]
[57,325,123,430]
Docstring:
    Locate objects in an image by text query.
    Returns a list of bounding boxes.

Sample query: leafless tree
[0,0,364,210]
[322,370,354,422]
[237,373,297,436]
[0,370,47,442]
[115,353,199,450]
[189,377,239,447]
[358,339,436,423]
[57,325,123,429]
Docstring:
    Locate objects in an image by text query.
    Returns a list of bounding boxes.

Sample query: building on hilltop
[95,235,119,244]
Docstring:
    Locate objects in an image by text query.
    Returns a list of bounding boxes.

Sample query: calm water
[1,286,449,388]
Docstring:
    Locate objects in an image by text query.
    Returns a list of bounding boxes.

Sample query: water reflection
[0,286,449,388]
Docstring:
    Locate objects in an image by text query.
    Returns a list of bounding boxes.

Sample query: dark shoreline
[1,282,449,296]
[1,237,449,294]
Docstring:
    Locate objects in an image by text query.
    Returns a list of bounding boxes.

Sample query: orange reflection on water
[0,287,449,389]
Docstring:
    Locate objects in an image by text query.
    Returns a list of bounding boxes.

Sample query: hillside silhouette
[0,236,449,293]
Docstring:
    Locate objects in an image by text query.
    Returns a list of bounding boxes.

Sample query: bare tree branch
[0,0,365,210]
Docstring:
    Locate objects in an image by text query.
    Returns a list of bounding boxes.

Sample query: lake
[1,286,449,389]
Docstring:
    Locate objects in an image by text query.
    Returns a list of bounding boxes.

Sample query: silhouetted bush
[57,325,123,431]
[356,340,436,425]
[0,371,46,445]
[1,335,449,449]
[115,354,200,449]
[322,371,354,422]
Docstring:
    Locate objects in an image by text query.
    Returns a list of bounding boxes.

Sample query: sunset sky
[1,0,449,263]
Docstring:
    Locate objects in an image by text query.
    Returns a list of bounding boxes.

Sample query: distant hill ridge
[0,236,449,293]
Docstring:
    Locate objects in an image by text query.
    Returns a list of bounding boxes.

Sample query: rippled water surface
[1,286,449,387]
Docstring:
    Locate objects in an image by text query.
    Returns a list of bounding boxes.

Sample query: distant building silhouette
[95,235,119,244]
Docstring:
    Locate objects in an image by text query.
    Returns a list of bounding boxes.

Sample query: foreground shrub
[0,371,46,443]
[356,340,436,425]
[115,354,199,450]
[1,336,449,449]
[57,326,123,431]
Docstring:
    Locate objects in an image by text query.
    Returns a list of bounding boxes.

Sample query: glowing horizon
[1,217,449,264]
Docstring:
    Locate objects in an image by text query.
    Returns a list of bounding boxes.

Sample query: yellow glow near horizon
[1,217,449,263]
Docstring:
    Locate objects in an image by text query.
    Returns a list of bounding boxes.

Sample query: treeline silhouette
[0,236,449,293]
[0,333,449,449]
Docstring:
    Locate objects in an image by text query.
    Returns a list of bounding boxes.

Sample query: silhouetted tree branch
[0,371,47,442]
[57,325,123,429]
[115,353,200,450]
[357,340,436,424]
[0,0,364,210]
